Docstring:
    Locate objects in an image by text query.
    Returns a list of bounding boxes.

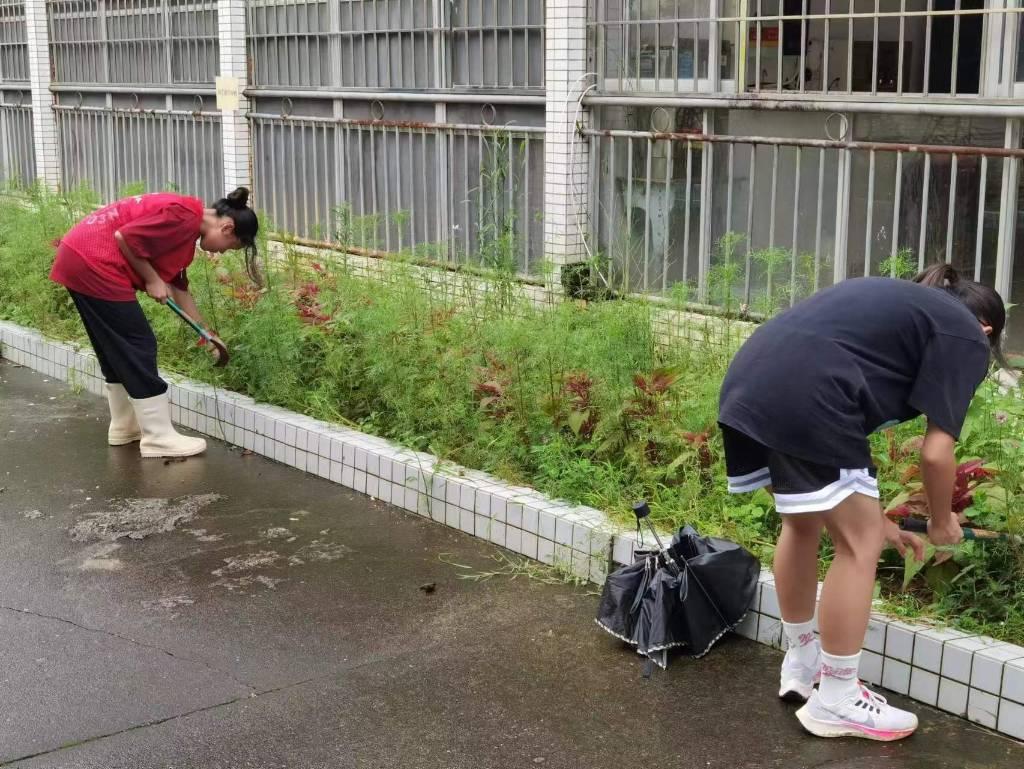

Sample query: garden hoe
[166,298,229,368]
[899,516,1017,544]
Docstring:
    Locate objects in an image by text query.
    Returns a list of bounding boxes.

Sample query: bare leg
[773,513,824,623]
[819,494,885,656]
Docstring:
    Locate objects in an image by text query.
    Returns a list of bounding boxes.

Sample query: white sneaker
[796,685,919,741]
[779,644,822,701]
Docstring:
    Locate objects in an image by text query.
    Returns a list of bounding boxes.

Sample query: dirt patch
[213,575,286,592]
[262,527,294,540]
[141,595,196,610]
[212,551,281,577]
[69,494,223,542]
[20,510,44,520]
[77,542,124,572]
[288,540,353,566]
[186,528,226,543]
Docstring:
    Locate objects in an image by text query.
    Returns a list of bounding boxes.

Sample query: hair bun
[225,187,250,210]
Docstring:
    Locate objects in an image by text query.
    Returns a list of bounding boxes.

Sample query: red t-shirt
[50,193,204,302]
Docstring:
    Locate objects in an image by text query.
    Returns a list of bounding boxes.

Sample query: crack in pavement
[0,641,441,767]
[0,605,256,694]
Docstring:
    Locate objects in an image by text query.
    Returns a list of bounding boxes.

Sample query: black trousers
[70,290,167,399]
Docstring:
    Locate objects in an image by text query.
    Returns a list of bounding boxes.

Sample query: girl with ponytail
[50,187,260,459]
[718,265,1006,741]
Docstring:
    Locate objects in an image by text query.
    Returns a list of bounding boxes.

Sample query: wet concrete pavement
[1,359,1022,769]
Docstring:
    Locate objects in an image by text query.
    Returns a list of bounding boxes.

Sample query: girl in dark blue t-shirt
[719,264,1007,741]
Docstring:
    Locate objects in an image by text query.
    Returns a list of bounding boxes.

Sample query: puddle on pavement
[212,551,281,577]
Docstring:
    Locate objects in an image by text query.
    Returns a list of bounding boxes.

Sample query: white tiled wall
[2,319,1022,742]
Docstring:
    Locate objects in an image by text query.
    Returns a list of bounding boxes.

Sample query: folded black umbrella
[596,502,760,670]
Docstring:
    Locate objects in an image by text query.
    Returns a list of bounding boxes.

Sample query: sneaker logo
[798,632,815,647]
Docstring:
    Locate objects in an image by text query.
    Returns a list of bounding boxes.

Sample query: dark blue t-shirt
[719,277,990,468]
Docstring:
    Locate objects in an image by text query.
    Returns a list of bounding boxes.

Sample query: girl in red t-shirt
[51,187,259,459]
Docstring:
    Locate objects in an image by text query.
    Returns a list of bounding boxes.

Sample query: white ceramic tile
[519,532,539,560]
[505,526,523,554]
[941,640,976,684]
[489,494,508,522]
[354,470,367,494]
[882,659,911,695]
[474,490,492,516]
[859,650,884,686]
[343,443,355,467]
[444,503,461,529]
[734,612,758,641]
[490,521,507,547]
[884,621,917,664]
[612,536,634,567]
[1003,659,1024,705]
[938,678,969,717]
[377,481,392,504]
[354,448,367,471]
[759,583,780,619]
[913,628,973,673]
[317,456,330,479]
[475,514,491,539]
[554,516,574,547]
[459,484,476,512]
[909,668,940,707]
[366,475,380,500]
[459,509,475,535]
[522,506,540,536]
[590,558,609,585]
[506,501,523,529]
[538,511,557,542]
[756,616,782,649]
[997,699,1024,741]
[537,537,555,566]
[863,616,888,654]
[967,688,1000,729]
[972,644,1024,695]
[554,544,573,569]
[430,474,446,501]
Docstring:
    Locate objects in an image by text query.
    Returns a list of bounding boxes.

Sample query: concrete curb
[2,320,1022,741]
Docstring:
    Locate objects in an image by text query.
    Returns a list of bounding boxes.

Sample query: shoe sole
[140,446,207,458]
[108,433,142,446]
[795,705,917,741]
[779,678,814,702]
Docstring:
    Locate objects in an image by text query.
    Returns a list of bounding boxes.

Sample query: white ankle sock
[782,619,819,667]
[819,651,861,704]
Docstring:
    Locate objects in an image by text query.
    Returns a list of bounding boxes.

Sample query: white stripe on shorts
[727,467,772,493]
[775,469,879,514]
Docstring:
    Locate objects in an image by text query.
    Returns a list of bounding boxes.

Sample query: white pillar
[218,0,251,193]
[544,0,591,282]
[24,0,60,189]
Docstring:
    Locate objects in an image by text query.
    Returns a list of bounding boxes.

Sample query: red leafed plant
[625,367,680,419]
[886,459,997,521]
[473,352,512,421]
[544,371,599,440]
[293,282,331,325]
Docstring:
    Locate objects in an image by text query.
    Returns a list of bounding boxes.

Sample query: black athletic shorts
[721,425,878,514]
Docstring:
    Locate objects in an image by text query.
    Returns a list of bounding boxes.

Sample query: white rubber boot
[131,393,207,458]
[106,383,142,445]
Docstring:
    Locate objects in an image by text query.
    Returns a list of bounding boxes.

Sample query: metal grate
[0,99,33,187]
[55,103,223,201]
[591,1,1024,98]
[47,0,218,86]
[251,110,545,273]
[0,1,28,83]
[248,0,547,91]
[587,114,1018,311]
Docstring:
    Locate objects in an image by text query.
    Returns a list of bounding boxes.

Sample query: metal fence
[0,0,28,84]
[588,119,1021,315]
[47,0,219,85]
[54,98,223,201]
[0,98,33,187]
[591,1,1024,98]
[45,0,223,202]
[251,102,545,272]
[247,0,545,91]
[247,1,548,272]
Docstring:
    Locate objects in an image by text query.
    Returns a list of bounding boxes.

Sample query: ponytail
[913,263,1010,370]
[211,187,262,286]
